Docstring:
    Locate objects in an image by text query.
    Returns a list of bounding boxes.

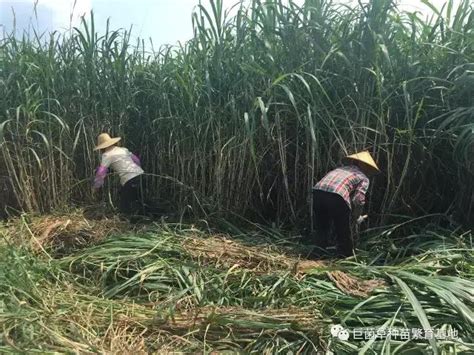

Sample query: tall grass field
[0,0,473,353]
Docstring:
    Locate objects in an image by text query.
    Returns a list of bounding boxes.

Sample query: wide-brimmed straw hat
[343,151,380,174]
[94,133,121,151]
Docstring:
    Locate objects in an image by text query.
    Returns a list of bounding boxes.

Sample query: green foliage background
[0,0,473,225]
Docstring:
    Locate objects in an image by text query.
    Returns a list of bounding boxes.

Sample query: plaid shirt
[313,165,369,209]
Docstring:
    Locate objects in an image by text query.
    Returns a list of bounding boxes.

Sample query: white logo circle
[330,324,350,341]
[331,324,344,337]
[338,329,350,341]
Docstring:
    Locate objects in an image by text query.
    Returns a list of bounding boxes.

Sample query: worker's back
[100,146,144,186]
[313,165,369,209]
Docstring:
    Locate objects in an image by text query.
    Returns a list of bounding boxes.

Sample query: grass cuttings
[0,245,324,353]
[0,246,155,353]
[184,234,373,300]
[326,270,386,298]
[152,306,323,352]
[3,209,129,257]
[155,306,319,331]
[1,214,473,353]
[184,234,326,274]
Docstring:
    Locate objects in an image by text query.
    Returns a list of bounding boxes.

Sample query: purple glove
[93,165,108,189]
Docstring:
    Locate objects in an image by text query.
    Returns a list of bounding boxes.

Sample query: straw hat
[343,151,380,174]
[94,133,121,151]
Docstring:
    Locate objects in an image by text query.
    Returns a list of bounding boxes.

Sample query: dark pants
[120,175,163,218]
[312,190,353,257]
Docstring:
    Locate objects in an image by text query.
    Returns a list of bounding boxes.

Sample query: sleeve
[93,165,108,189]
[92,154,112,189]
[131,153,141,166]
[352,178,369,207]
[123,148,141,166]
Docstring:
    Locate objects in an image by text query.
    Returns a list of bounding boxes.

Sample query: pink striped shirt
[313,165,369,209]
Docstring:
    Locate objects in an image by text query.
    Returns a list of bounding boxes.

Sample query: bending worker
[312,151,380,257]
[92,133,152,217]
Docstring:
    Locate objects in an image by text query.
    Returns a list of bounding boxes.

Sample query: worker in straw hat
[311,151,380,257]
[92,133,155,219]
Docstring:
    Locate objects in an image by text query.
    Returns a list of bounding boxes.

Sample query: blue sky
[0,0,462,47]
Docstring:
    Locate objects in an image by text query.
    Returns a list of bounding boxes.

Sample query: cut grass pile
[183,235,297,273]
[1,210,472,353]
[3,210,130,257]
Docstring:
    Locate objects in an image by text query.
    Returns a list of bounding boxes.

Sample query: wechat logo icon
[331,324,350,341]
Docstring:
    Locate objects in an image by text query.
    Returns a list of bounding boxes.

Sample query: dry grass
[5,210,130,256]
[152,305,323,347]
[183,234,299,273]
[184,234,332,277]
[327,270,386,298]
[294,260,328,274]
[100,322,150,354]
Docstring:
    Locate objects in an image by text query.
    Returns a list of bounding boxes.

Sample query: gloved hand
[356,215,368,225]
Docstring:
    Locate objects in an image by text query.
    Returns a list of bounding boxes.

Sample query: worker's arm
[352,178,369,218]
[122,148,141,166]
[92,154,112,189]
[131,153,141,166]
[93,165,108,189]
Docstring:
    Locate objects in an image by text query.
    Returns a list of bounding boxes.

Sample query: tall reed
[0,0,472,226]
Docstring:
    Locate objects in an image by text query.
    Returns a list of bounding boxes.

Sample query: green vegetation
[0,0,472,224]
[0,212,472,353]
[0,0,472,353]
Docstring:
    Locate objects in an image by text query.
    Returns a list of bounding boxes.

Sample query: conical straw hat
[343,151,380,174]
[94,133,121,151]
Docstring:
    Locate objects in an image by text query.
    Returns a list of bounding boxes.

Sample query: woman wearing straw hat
[92,133,150,218]
[311,151,380,257]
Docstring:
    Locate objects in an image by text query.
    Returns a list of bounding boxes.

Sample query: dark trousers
[312,190,353,257]
[120,175,163,218]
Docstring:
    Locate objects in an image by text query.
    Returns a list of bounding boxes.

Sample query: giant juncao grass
[0,0,472,226]
[0,0,473,353]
